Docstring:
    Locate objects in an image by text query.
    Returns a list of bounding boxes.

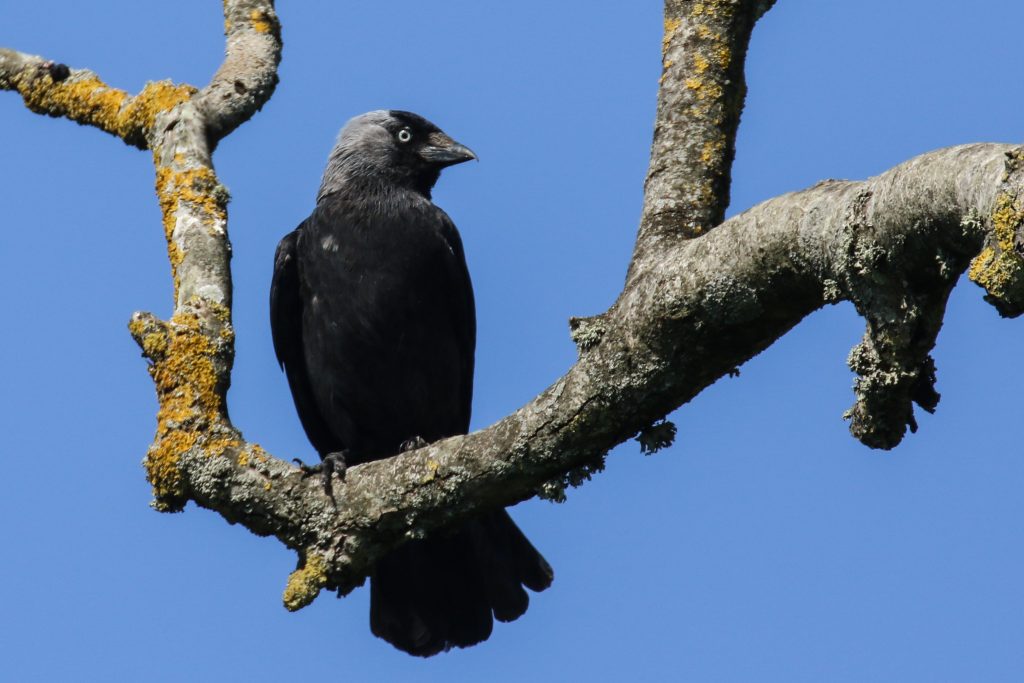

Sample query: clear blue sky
[3,1,1023,681]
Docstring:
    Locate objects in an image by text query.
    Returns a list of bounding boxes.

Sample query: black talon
[399,436,428,452]
[293,451,348,500]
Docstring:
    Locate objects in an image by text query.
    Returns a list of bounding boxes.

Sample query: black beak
[420,132,477,167]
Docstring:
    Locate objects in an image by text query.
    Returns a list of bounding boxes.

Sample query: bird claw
[399,436,428,452]
[293,451,348,501]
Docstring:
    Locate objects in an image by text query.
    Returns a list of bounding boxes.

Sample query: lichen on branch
[6,1,1021,616]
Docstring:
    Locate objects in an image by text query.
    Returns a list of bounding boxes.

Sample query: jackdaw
[270,110,553,656]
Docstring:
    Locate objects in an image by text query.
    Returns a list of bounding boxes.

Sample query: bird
[270,110,553,656]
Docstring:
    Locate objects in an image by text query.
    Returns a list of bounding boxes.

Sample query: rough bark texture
[4,0,1023,611]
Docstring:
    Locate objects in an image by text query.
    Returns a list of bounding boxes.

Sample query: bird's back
[289,185,475,462]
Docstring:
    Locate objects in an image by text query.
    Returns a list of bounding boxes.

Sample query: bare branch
[197,0,282,147]
[633,0,776,275]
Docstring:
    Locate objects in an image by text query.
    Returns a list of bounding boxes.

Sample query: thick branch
[131,143,1024,607]
[633,0,776,279]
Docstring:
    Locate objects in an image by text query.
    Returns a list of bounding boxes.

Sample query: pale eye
[397,128,413,143]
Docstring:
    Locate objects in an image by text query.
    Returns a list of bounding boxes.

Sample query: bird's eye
[397,128,413,143]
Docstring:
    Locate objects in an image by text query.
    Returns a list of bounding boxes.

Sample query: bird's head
[318,110,476,200]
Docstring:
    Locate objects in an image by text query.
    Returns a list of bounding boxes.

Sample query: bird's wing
[270,224,341,455]
[436,210,477,433]
[270,227,301,371]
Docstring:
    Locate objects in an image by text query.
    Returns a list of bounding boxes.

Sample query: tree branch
[197,0,282,147]
[138,143,1024,608]
[0,47,194,149]
[6,2,1023,618]
[634,0,776,273]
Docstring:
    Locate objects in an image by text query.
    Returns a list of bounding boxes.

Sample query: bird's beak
[420,131,478,167]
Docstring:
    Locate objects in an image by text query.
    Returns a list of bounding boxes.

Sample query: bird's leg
[399,436,428,452]
[293,450,349,500]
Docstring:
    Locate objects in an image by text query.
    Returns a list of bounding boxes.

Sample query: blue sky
[3,1,1023,681]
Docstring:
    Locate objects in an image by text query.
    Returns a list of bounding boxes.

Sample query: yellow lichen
[16,71,194,146]
[141,332,169,359]
[145,310,226,508]
[242,443,271,464]
[968,191,1024,302]
[206,436,240,458]
[251,8,273,33]
[146,430,197,510]
[283,554,328,611]
[129,81,196,131]
[662,17,682,56]
[714,44,732,68]
[694,54,710,74]
[153,164,228,298]
[691,0,735,19]
[422,459,440,484]
[127,317,149,344]
[701,138,725,165]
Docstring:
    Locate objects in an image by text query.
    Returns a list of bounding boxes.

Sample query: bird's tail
[369,509,553,657]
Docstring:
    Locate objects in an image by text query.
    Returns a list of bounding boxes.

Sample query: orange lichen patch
[691,1,736,19]
[145,310,228,509]
[701,138,725,166]
[154,165,226,239]
[662,17,682,56]
[145,430,196,509]
[283,554,328,611]
[714,43,732,69]
[421,459,440,484]
[250,8,276,34]
[17,72,127,131]
[207,436,241,458]
[14,70,194,147]
[692,14,732,68]
[968,191,1024,304]
[140,331,169,359]
[153,163,228,297]
[129,81,196,131]
[250,444,270,463]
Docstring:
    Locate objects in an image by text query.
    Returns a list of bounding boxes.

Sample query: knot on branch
[834,190,957,449]
[637,418,677,455]
[129,299,237,511]
[967,150,1024,317]
[569,314,607,352]
[536,454,607,504]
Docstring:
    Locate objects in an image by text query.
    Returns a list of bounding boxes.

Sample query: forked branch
[4,1,1021,612]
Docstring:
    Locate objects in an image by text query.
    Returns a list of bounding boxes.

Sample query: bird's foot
[293,450,348,500]
[399,436,428,452]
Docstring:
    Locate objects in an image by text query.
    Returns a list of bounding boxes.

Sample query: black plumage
[270,110,552,656]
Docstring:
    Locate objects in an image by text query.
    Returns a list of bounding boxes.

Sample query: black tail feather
[369,510,552,656]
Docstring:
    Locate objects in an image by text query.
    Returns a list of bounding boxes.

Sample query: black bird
[270,110,553,656]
